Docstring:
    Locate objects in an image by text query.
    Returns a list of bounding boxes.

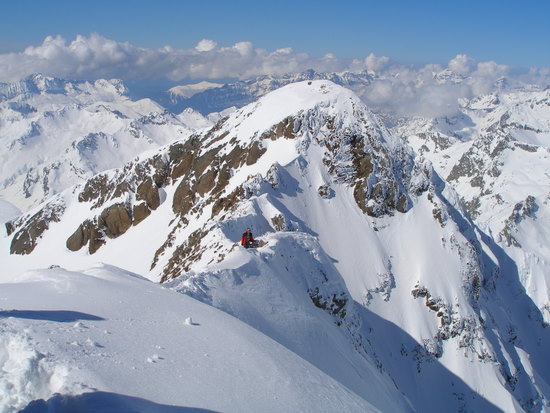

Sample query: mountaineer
[241,227,257,248]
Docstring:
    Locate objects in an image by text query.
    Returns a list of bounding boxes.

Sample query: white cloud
[0,33,346,82]
[358,57,515,117]
[448,54,476,75]
[195,39,217,52]
[364,53,391,74]
[1,34,548,118]
[232,41,253,56]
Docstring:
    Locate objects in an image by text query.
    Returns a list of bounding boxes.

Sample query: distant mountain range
[0,74,213,212]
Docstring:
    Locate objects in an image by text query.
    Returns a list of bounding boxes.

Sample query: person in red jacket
[241,227,256,248]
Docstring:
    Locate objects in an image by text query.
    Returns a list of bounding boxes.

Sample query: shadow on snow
[0,310,105,322]
[19,391,220,413]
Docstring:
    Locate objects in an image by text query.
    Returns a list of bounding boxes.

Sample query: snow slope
[1,79,415,413]
[399,88,550,326]
[0,264,383,413]
[0,200,20,236]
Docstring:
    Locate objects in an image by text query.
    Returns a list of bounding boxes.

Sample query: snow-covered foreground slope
[0,74,212,212]
[0,264,387,413]
[3,80,550,412]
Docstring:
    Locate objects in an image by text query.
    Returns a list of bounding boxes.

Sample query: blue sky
[1,0,549,68]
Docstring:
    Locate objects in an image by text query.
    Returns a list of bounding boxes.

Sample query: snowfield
[0,264,386,413]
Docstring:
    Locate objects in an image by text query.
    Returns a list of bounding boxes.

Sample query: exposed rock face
[308,287,348,325]
[271,214,286,231]
[99,203,132,238]
[66,219,91,252]
[66,219,105,254]
[315,114,428,217]
[500,195,538,247]
[136,178,160,210]
[132,203,150,226]
[9,200,65,255]
[66,203,132,253]
[411,282,486,364]
[160,228,211,282]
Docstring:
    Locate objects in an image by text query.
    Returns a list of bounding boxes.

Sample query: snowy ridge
[168,81,223,99]
[2,80,550,412]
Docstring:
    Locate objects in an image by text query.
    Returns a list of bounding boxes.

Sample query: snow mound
[0,328,68,413]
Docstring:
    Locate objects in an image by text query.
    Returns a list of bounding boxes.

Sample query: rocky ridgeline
[400,88,550,229]
[7,82,431,281]
[499,195,538,247]
[446,131,536,218]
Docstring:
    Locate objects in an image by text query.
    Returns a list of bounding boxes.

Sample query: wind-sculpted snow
[2,80,550,412]
[167,231,412,412]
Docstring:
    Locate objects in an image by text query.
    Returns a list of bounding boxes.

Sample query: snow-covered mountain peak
[168,81,223,99]
[189,80,424,220]
[221,80,382,145]
[4,79,428,273]
[162,70,374,114]
[209,80,374,145]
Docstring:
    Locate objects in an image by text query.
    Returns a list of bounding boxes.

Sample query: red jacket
[241,231,255,246]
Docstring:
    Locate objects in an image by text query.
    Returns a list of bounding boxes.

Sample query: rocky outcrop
[99,203,132,238]
[317,115,429,217]
[308,287,348,324]
[411,284,487,362]
[66,203,132,254]
[160,228,211,282]
[9,201,65,255]
[500,195,538,247]
[136,178,160,210]
[66,219,105,254]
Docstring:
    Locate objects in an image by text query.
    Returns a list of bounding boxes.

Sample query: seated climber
[241,227,258,248]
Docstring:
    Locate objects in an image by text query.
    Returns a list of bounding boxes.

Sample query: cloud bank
[0,33,346,82]
[1,34,548,117]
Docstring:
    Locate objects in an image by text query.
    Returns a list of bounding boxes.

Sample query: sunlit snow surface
[0,265,381,413]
